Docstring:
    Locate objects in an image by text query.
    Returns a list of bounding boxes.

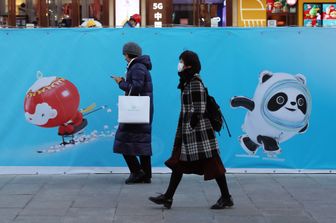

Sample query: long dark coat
[174,75,219,161]
[113,55,154,156]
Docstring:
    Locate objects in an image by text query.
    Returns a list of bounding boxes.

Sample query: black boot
[125,170,146,184]
[148,194,173,209]
[211,195,234,209]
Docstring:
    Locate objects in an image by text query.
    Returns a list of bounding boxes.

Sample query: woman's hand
[111,75,124,84]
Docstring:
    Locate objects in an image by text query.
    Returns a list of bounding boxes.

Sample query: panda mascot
[230,71,312,157]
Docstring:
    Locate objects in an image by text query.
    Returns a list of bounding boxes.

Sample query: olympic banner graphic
[0,28,335,173]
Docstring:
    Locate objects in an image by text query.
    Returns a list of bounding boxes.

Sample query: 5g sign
[147,0,172,27]
[153,3,164,10]
[153,2,164,27]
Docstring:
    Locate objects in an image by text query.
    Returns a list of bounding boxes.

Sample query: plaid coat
[174,75,220,161]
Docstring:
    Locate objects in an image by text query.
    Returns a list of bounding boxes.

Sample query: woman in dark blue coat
[112,42,153,184]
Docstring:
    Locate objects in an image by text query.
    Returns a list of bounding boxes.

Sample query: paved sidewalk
[0,174,335,223]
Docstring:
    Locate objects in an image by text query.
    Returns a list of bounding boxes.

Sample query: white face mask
[177,62,184,72]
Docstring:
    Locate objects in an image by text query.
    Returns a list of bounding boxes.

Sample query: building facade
[1,0,335,28]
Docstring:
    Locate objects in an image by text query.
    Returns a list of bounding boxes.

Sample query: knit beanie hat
[122,42,142,56]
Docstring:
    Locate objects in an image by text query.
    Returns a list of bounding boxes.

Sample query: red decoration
[131,14,141,24]
[24,76,82,135]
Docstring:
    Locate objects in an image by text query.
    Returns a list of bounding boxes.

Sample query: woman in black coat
[149,50,233,209]
[112,42,153,184]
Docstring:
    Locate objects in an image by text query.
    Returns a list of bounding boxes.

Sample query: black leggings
[164,170,183,199]
[164,170,230,200]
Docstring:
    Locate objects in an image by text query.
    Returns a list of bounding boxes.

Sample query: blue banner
[0,28,335,173]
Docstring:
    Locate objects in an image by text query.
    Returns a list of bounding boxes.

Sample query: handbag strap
[128,86,133,96]
[127,86,140,96]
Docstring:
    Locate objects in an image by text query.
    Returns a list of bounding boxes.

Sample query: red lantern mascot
[24,74,87,143]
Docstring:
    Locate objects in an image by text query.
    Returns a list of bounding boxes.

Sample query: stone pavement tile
[241,181,287,191]
[10,175,52,184]
[260,208,309,217]
[247,190,294,201]
[113,215,163,223]
[214,215,266,223]
[42,175,88,190]
[0,195,32,208]
[163,208,215,223]
[25,200,73,209]
[0,219,13,223]
[33,194,78,202]
[64,215,113,223]
[43,183,84,190]
[176,187,204,195]
[34,188,80,201]
[13,216,64,223]
[0,208,22,220]
[117,197,152,208]
[18,207,69,216]
[120,183,158,193]
[169,193,209,207]
[116,204,163,216]
[307,174,336,186]
[121,184,163,195]
[80,183,122,195]
[252,200,302,209]
[49,175,89,184]
[118,190,163,204]
[286,189,336,203]
[0,175,15,185]
[68,207,115,223]
[314,217,336,223]
[0,183,42,195]
[247,193,296,204]
[263,215,318,223]
[235,174,274,183]
[87,174,125,183]
[1,215,17,222]
[211,203,261,216]
[72,194,118,208]
[273,175,319,189]
[66,207,115,218]
[303,203,336,218]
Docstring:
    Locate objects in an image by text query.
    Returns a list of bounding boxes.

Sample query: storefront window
[45,0,104,27]
[15,0,38,27]
[172,0,195,26]
[172,0,225,27]
[115,0,140,27]
[301,3,336,27]
[322,3,336,27]
[44,0,72,27]
[81,0,103,23]
[0,0,9,26]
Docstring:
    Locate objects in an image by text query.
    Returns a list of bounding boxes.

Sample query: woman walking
[149,50,233,209]
[112,42,153,184]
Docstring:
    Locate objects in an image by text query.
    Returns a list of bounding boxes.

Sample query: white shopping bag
[118,95,150,124]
